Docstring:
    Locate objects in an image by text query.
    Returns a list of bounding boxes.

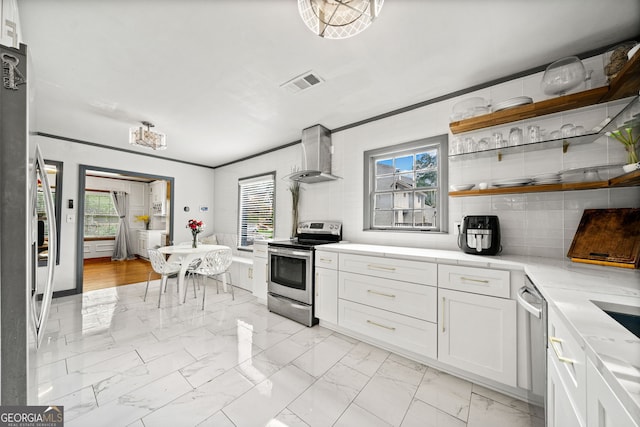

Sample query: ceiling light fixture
[298,0,384,39]
[129,121,166,150]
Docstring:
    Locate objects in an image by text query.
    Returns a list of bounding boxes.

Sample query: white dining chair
[145,248,182,307]
[168,242,203,295]
[191,248,234,309]
[183,258,203,302]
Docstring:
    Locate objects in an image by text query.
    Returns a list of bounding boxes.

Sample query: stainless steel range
[267,221,342,326]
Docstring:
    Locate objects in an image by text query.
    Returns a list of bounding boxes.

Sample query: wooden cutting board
[567,208,640,269]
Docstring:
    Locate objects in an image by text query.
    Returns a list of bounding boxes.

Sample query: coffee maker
[458,215,501,255]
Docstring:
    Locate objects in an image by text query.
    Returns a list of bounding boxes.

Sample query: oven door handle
[517,286,542,319]
[268,248,311,258]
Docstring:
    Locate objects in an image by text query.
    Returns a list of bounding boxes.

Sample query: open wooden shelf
[449,170,640,197]
[610,169,640,187]
[449,52,640,135]
[449,95,639,161]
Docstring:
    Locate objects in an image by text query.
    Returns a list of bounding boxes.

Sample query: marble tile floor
[34,280,544,427]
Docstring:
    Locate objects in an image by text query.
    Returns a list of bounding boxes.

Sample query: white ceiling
[18,0,640,167]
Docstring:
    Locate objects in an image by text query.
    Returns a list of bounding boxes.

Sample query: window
[84,191,119,237]
[238,173,275,248]
[364,135,448,232]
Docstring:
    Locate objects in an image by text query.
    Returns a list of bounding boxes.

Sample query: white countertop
[318,242,640,420]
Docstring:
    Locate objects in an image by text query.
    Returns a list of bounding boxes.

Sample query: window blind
[238,173,275,247]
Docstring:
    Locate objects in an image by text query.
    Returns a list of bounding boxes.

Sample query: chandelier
[298,0,384,39]
[129,121,166,150]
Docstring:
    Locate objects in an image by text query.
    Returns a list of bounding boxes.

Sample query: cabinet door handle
[367,264,396,272]
[367,289,396,298]
[366,319,396,331]
[318,257,333,264]
[315,272,319,297]
[441,296,446,333]
[460,277,490,284]
[549,337,575,364]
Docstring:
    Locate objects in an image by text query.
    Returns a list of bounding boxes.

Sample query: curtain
[111,191,134,261]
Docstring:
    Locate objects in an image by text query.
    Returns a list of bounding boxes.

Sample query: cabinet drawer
[339,271,436,322]
[315,251,338,270]
[253,242,268,259]
[339,253,437,285]
[339,299,437,359]
[438,264,510,298]
[548,307,586,422]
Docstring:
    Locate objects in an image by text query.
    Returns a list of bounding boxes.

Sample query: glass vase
[627,143,638,165]
[192,233,198,248]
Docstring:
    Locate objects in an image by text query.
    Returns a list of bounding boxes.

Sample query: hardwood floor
[83,257,160,292]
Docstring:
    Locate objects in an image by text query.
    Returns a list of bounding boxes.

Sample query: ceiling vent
[280,71,324,93]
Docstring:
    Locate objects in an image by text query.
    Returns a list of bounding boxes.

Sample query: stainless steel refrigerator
[1,42,56,404]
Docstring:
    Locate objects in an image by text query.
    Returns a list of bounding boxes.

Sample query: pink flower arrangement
[187,219,204,235]
[187,219,204,248]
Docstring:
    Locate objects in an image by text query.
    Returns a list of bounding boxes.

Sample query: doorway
[76,165,175,294]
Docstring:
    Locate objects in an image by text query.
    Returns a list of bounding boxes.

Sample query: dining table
[157,244,230,303]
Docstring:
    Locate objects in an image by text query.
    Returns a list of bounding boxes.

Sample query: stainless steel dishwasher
[517,275,547,419]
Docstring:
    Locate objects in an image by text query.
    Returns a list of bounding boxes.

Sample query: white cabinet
[587,359,638,427]
[252,241,268,303]
[150,180,166,216]
[438,288,517,387]
[315,264,338,324]
[548,351,585,427]
[315,250,338,323]
[137,230,163,258]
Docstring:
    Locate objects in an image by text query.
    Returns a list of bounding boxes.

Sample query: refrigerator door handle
[32,145,56,348]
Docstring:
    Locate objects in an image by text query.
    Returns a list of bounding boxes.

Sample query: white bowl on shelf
[622,162,640,173]
[449,184,475,191]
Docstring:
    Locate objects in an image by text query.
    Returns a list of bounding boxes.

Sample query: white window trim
[237,172,276,249]
[363,135,448,233]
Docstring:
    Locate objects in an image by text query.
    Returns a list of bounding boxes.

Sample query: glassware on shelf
[450,137,461,155]
[464,137,477,153]
[541,56,587,96]
[561,124,575,138]
[492,132,506,148]
[509,127,523,146]
[447,96,640,165]
[528,125,541,143]
[477,137,490,151]
[451,97,490,122]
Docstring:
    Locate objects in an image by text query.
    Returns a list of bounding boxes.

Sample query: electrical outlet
[454,221,461,232]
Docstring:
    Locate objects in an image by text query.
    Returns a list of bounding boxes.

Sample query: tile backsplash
[451,187,640,257]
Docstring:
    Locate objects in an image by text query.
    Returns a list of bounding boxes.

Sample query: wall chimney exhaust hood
[288,124,340,183]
